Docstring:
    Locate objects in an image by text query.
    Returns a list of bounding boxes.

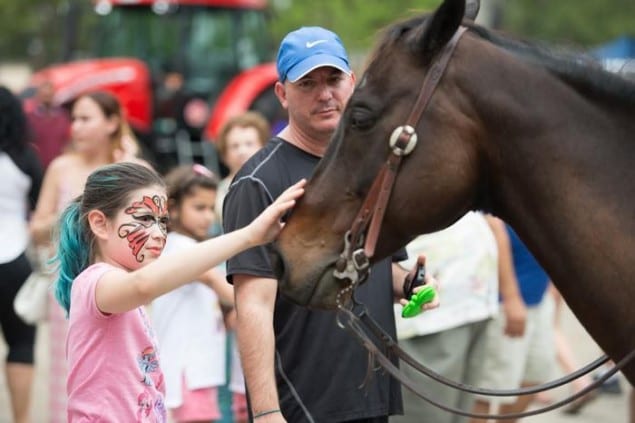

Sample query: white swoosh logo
[306,40,327,48]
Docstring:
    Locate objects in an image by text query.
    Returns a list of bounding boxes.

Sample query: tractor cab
[27,0,282,174]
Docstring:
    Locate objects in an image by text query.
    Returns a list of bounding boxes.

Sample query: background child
[152,164,234,422]
[214,112,270,422]
[214,111,269,228]
[53,162,304,422]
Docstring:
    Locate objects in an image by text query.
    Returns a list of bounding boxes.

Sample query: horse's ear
[414,0,465,61]
[465,0,480,21]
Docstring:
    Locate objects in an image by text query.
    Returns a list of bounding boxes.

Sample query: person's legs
[6,362,34,423]
[549,286,592,395]
[496,382,536,423]
[455,320,490,423]
[0,254,36,423]
[470,313,529,423]
[514,296,572,420]
[390,323,479,423]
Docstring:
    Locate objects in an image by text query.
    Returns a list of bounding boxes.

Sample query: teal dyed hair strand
[54,201,90,315]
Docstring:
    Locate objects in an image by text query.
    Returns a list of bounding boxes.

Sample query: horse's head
[274,0,487,308]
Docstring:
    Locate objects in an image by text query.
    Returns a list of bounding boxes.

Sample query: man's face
[277,67,355,139]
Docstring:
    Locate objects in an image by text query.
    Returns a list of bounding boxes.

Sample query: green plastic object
[401,285,437,318]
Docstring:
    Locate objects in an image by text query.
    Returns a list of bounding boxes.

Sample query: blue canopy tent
[592,36,635,59]
[591,36,635,74]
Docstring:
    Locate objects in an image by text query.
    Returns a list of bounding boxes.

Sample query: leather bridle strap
[338,306,635,420]
[353,305,609,396]
[347,27,468,261]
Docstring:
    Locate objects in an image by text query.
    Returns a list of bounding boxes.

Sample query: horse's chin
[279,267,346,310]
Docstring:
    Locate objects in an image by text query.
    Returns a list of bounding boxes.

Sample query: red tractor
[24,0,284,173]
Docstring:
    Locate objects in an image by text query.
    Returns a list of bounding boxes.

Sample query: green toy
[401,285,437,318]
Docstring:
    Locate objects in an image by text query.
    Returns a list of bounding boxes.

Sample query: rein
[332,25,635,418]
[337,302,635,419]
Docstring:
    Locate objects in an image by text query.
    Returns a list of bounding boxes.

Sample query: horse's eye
[350,108,374,131]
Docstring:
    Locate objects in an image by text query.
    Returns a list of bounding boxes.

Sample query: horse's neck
[480,86,635,372]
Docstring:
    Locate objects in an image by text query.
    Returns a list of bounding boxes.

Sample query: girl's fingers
[276,179,307,203]
[283,187,305,202]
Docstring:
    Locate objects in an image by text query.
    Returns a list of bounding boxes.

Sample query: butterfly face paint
[118,195,169,262]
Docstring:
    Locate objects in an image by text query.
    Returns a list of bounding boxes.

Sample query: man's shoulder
[238,137,283,169]
[232,138,295,185]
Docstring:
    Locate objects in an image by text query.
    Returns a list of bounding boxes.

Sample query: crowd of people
[0,22,631,423]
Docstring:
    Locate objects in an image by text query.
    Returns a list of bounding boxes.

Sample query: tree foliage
[502,0,635,48]
[1,0,634,68]
[269,0,635,52]
[268,0,441,52]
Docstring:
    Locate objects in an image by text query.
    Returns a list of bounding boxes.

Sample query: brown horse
[273,0,635,386]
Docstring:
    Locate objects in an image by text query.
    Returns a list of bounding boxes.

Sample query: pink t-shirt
[66,263,167,422]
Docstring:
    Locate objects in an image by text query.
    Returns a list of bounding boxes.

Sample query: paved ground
[0,304,630,422]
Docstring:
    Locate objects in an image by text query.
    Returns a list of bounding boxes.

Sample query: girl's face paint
[115,187,168,265]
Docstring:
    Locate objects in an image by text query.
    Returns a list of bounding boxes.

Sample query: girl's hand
[247,179,306,245]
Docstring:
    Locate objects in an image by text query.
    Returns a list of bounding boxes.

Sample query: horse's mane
[368,15,635,105]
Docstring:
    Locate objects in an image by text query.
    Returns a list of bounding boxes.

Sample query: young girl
[29,90,146,423]
[53,162,304,422]
[151,164,234,422]
[215,111,269,228]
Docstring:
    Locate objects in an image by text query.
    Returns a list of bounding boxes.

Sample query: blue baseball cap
[276,26,351,83]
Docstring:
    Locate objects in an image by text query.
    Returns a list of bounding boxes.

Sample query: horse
[273,0,635,390]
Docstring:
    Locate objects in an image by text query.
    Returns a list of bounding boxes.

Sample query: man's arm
[233,274,285,421]
[485,216,526,337]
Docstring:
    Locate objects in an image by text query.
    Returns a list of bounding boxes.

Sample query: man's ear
[274,81,288,110]
[88,209,110,240]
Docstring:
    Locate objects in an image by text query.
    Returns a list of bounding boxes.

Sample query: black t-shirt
[224,138,403,422]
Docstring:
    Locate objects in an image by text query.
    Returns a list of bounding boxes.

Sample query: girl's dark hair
[165,164,218,205]
[164,164,218,232]
[54,162,165,314]
[0,86,28,153]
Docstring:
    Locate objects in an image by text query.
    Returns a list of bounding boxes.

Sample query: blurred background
[0,0,633,175]
[1,0,635,69]
[0,2,633,422]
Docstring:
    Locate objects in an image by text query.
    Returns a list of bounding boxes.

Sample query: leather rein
[332,25,635,419]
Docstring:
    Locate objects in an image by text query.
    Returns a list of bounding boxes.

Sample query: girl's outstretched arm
[95,179,306,314]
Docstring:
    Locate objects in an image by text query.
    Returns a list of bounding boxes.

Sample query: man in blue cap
[224,26,406,422]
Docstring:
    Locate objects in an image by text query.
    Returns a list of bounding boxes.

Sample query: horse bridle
[332,25,635,419]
